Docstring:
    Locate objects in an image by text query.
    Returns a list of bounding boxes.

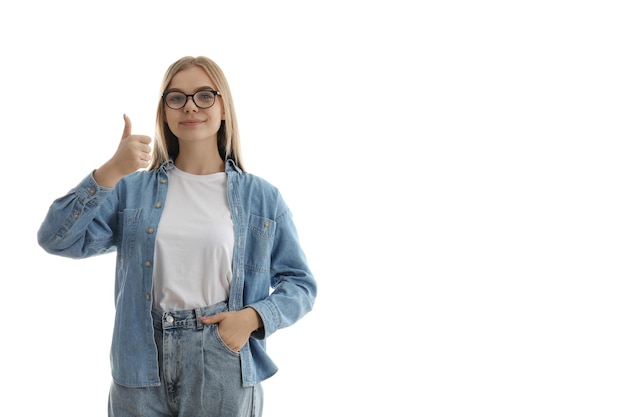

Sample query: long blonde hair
[148,56,244,171]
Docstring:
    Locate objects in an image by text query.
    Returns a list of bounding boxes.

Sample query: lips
[180,119,204,126]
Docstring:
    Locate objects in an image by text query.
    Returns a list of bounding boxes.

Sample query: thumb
[121,114,132,139]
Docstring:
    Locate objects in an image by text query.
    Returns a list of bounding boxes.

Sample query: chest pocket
[117,208,142,258]
[244,214,276,273]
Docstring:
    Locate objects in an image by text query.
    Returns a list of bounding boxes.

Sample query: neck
[175,143,225,175]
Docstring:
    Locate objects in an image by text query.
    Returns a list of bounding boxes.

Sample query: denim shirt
[37,159,317,387]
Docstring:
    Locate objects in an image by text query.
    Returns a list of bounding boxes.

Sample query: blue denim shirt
[37,160,316,387]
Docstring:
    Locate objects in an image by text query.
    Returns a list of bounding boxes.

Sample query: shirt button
[166,315,174,323]
[147,227,154,234]
[160,178,167,184]
[155,202,162,208]
[145,293,151,301]
[145,261,152,268]
[264,221,270,228]
[88,188,95,196]
[73,213,79,219]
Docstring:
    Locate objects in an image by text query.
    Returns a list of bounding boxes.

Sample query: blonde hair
[148,56,244,171]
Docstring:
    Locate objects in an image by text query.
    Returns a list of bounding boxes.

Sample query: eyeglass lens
[164,90,217,109]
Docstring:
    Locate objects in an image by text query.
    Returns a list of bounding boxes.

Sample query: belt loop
[195,308,204,330]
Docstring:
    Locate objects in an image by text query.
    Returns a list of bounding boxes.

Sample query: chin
[177,132,219,142]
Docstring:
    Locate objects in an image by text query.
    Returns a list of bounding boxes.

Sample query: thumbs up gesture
[93,115,152,188]
[117,114,152,171]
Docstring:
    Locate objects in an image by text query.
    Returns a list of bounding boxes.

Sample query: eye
[167,93,185,103]
[196,91,215,101]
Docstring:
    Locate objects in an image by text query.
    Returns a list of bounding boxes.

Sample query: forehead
[168,66,215,91]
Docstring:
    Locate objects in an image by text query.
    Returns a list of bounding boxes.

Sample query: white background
[2,0,626,416]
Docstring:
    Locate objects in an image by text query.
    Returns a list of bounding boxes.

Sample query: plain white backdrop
[2,0,626,415]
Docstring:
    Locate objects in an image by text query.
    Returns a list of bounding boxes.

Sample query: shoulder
[234,171,285,203]
[237,171,277,190]
[227,162,279,194]
[230,170,291,215]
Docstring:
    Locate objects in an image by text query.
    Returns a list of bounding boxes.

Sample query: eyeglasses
[162,89,221,110]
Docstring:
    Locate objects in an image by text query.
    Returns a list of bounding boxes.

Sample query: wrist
[243,307,262,332]
[94,160,125,188]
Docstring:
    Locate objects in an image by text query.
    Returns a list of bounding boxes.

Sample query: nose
[183,96,198,112]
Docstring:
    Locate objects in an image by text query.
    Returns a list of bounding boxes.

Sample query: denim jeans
[108,301,263,417]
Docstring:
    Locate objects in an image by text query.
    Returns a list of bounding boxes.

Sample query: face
[164,66,224,144]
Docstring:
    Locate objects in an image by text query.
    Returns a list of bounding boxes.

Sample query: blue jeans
[108,301,263,417]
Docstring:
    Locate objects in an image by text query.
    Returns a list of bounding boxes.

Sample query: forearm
[37,172,116,257]
[94,160,127,188]
[243,307,263,333]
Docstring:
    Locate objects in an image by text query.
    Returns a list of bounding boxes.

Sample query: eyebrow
[164,86,217,93]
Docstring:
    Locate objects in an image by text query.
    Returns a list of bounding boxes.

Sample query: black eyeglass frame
[162,89,221,110]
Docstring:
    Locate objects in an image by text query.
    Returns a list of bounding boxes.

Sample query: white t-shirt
[152,166,234,311]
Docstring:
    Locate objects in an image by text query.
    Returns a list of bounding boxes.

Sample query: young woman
[37,55,317,417]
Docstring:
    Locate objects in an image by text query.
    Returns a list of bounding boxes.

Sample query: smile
[180,120,205,126]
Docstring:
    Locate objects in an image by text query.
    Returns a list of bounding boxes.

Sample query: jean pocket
[245,214,275,273]
[208,325,241,356]
[117,208,141,258]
